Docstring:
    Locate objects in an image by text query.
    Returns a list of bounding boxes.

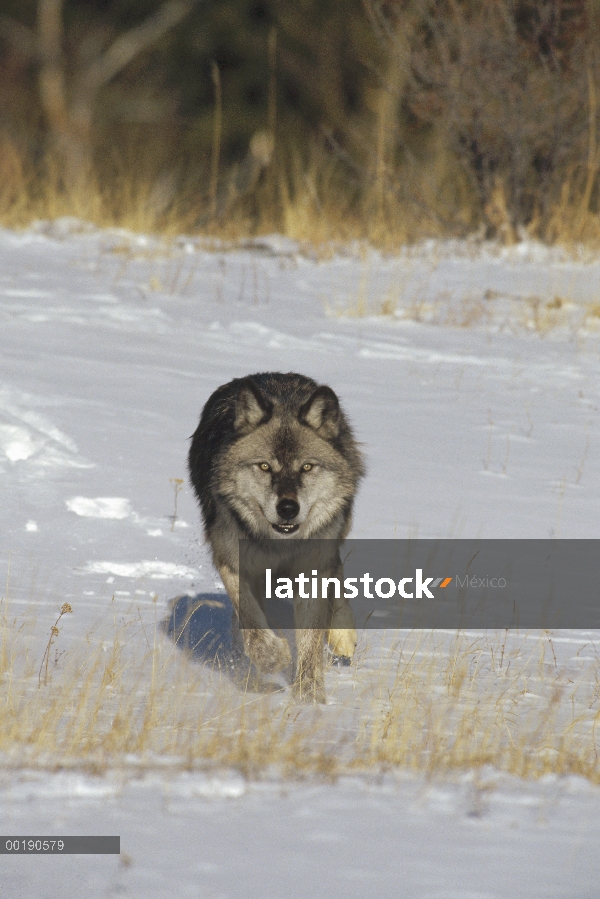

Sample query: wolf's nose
[277,498,299,521]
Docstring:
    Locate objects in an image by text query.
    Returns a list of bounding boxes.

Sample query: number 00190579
[5,839,65,852]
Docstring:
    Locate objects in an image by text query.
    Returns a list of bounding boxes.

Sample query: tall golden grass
[2,593,599,782]
[2,132,600,249]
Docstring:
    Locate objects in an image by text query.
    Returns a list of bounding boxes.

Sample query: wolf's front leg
[292,590,328,702]
[327,593,357,660]
[293,628,326,703]
[324,558,357,661]
[219,564,291,674]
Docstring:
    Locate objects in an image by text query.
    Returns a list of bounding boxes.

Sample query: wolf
[188,372,364,702]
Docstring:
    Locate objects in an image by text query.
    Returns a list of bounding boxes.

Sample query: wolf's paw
[326,627,357,660]
[292,675,326,704]
[245,629,291,674]
[329,653,352,668]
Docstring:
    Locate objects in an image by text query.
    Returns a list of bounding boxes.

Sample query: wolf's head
[213,374,363,539]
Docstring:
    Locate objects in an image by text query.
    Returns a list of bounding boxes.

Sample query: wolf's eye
[258,462,270,472]
[302,463,313,472]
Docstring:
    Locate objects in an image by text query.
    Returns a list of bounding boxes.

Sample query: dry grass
[1,592,599,783]
[2,132,600,251]
[358,630,600,780]
[419,292,600,336]
[328,276,600,336]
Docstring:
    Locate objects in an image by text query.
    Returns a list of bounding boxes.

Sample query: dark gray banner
[1,837,120,854]
[238,539,600,629]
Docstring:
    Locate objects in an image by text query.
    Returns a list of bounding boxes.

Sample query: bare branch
[0,15,37,61]
[37,0,65,64]
[368,0,410,73]
[78,0,199,100]
[361,0,393,46]
[37,0,69,135]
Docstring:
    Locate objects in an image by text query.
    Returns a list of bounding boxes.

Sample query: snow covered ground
[2,220,600,897]
[3,769,600,899]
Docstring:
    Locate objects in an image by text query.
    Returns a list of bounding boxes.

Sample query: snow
[2,220,600,896]
[82,560,198,579]
[3,774,600,899]
[2,770,600,898]
[66,496,134,519]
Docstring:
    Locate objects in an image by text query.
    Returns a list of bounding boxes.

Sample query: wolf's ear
[234,379,273,434]
[299,385,340,439]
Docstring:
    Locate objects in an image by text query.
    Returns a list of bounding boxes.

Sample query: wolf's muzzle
[276,498,300,521]
[272,497,300,534]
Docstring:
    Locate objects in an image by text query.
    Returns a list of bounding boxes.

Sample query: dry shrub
[365,0,600,243]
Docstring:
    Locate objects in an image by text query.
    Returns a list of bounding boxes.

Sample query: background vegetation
[1,0,600,245]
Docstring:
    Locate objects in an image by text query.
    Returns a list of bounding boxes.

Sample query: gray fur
[188,372,364,702]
